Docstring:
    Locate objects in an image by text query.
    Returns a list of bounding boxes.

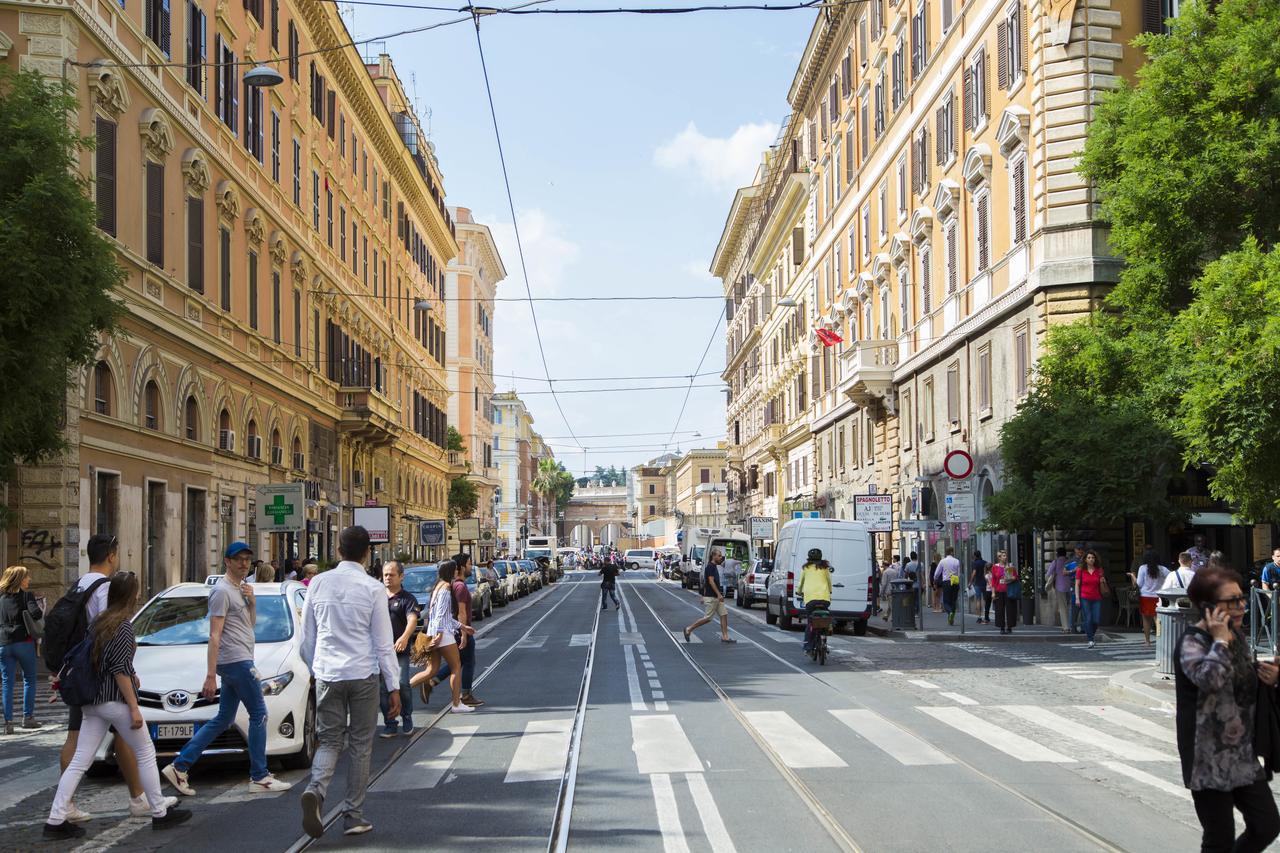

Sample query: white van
[623,548,657,571]
[765,518,873,636]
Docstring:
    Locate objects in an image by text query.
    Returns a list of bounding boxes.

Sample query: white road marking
[919,707,1074,763]
[632,715,702,774]
[649,773,691,853]
[1076,705,1176,745]
[655,701,670,711]
[652,691,666,699]
[623,644,648,712]
[676,631,703,644]
[517,636,548,649]
[1099,760,1189,800]
[881,669,905,675]
[505,718,574,783]
[741,711,847,768]
[648,679,663,689]
[763,632,803,644]
[476,638,499,649]
[369,726,478,792]
[908,679,941,689]
[1000,705,1171,762]
[570,634,592,646]
[939,692,978,706]
[830,709,954,766]
[0,763,59,813]
[620,632,645,644]
[0,757,29,772]
[686,772,737,853]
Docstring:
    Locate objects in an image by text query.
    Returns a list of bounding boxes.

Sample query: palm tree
[532,457,561,535]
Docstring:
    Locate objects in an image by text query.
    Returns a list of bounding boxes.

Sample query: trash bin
[1156,589,1193,676]
[891,579,917,630]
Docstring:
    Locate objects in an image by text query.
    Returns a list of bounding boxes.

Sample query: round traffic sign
[944,449,973,479]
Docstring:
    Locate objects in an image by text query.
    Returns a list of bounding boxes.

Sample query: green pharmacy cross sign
[264,494,294,524]
[254,484,305,533]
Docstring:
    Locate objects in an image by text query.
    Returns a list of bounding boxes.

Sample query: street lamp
[243,64,285,88]
[777,297,798,308]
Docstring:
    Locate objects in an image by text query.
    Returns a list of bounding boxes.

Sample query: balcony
[839,340,898,412]
[447,450,468,477]
[336,386,401,447]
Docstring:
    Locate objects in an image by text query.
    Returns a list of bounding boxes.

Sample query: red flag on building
[815,328,843,347]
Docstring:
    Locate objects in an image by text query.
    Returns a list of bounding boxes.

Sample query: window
[944,219,958,294]
[977,343,992,414]
[243,77,263,161]
[975,191,991,272]
[248,250,259,330]
[214,37,238,132]
[292,139,301,206]
[271,269,281,344]
[861,205,871,260]
[313,309,321,371]
[1015,323,1031,396]
[184,395,199,440]
[219,226,231,311]
[1144,0,1180,33]
[923,377,936,440]
[94,471,119,538]
[1010,155,1028,244]
[878,182,888,241]
[339,115,346,158]
[912,125,931,197]
[935,88,956,166]
[942,0,954,32]
[145,162,164,266]
[964,48,989,131]
[897,156,907,219]
[293,436,304,471]
[891,38,905,110]
[648,483,656,495]
[187,195,204,292]
[245,0,263,24]
[270,110,280,182]
[218,409,234,451]
[326,188,333,247]
[648,505,656,516]
[874,69,886,138]
[700,468,711,484]
[859,94,870,163]
[145,0,172,56]
[901,389,913,449]
[339,206,346,260]
[93,361,113,415]
[946,362,960,427]
[910,0,928,79]
[143,381,161,430]
[288,22,299,81]
[185,1,205,92]
[270,0,279,50]
[271,429,283,466]
[293,289,302,357]
[95,118,117,235]
[247,419,260,459]
[998,1,1026,90]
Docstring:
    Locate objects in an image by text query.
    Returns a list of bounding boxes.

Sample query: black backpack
[42,577,110,671]
[57,634,100,707]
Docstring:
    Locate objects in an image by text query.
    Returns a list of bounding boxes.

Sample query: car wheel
[629,562,638,571]
[779,611,793,631]
[852,619,868,637]
[765,602,778,625]
[281,694,317,770]
[486,599,494,618]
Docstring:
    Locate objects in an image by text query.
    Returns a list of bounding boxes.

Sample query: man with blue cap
[161,542,292,797]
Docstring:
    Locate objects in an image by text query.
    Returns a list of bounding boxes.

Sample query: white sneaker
[248,774,293,793]
[449,702,475,714]
[161,763,195,796]
[64,802,92,823]
[1088,640,1096,649]
[129,794,179,817]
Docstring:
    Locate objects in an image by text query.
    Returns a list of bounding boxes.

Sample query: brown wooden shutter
[977,194,990,270]
[792,227,805,265]
[947,224,958,293]
[326,90,336,138]
[963,68,973,130]
[187,195,204,292]
[921,248,932,313]
[95,117,117,236]
[1021,3,1030,74]
[1142,0,1163,33]
[920,128,930,190]
[935,105,945,164]
[1013,159,1027,242]
[981,50,990,119]
[911,134,921,194]
[146,161,164,266]
[997,20,1009,90]
[160,0,172,57]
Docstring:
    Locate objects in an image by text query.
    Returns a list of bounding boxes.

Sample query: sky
[340,0,816,478]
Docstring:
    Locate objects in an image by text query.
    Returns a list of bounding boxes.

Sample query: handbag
[21,593,43,639]
[1100,575,1112,597]
[410,631,438,666]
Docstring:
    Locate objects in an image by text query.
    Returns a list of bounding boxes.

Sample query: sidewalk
[1107,665,1175,712]
[870,594,1138,643]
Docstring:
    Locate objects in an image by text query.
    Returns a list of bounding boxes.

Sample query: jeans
[941,582,959,616]
[174,660,268,782]
[1070,589,1082,632]
[49,701,168,824]
[378,652,414,732]
[434,632,475,693]
[1081,598,1102,641]
[1191,778,1280,853]
[307,675,379,824]
[0,640,38,721]
[601,583,619,609]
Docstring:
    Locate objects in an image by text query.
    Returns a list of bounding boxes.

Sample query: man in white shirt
[933,547,963,625]
[1162,551,1197,591]
[298,526,399,840]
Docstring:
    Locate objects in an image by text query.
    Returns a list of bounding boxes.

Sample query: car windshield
[402,568,439,594]
[518,561,535,570]
[494,564,509,577]
[133,593,292,645]
[691,546,705,562]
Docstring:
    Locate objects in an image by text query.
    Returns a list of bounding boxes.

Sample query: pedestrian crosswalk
[1061,637,1156,662]
[954,642,1121,680]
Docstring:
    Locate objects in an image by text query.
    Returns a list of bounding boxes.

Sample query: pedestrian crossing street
[954,638,1153,681]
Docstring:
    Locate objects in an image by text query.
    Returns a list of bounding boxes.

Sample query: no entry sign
[943,449,974,480]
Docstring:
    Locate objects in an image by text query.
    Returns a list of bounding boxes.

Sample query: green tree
[0,68,123,517]
[448,476,478,521]
[446,426,466,453]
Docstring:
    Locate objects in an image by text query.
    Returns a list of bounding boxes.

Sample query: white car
[623,549,657,571]
[93,581,316,772]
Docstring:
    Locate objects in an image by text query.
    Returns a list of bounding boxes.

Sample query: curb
[1106,666,1175,712]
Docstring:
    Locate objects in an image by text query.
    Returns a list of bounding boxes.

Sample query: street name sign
[900,519,946,532]
[254,484,304,533]
[853,495,893,532]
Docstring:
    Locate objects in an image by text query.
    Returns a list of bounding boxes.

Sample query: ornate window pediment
[855,271,874,299]
[996,106,1031,158]
[963,144,993,192]
[269,231,287,266]
[244,208,265,246]
[933,180,962,220]
[215,180,241,221]
[910,207,934,244]
[181,149,210,195]
[890,232,912,265]
[137,108,174,160]
[872,252,892,283]
[292,251,311,282]
[87,61,130,118]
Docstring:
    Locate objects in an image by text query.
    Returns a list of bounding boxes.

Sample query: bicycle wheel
[818,638,827,665]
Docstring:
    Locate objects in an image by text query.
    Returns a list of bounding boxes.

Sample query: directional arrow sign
[255,483,305,533]
[899,519,947,532]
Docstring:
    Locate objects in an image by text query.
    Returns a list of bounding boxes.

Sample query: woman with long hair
[990,551,1019,635]
[1076,550,1106,649]
[1177,567,1280,853]
[1130,548,1168,647]
[44,573,189,839]
[410,561,475,714]
[0,565,42,734]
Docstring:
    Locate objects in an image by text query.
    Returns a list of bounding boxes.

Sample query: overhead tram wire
[470,8,584,450]
[320,0,860,13]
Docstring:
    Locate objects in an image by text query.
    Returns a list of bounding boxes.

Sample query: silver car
[736,559,772,608]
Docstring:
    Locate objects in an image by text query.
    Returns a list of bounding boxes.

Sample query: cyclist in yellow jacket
[797,548,833,654]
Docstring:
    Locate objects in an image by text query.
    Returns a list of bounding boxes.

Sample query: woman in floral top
[1176,567,1280,852]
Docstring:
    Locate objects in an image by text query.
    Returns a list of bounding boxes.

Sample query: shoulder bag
[21,592,43,640]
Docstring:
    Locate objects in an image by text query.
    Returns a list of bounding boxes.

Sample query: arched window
[143,381,161,430]
[247,419,260,459]
[185,396,200,441]
[271,429,283,466]
[93,361,113,415]
[292,436,304,471]
[218,409,234,451]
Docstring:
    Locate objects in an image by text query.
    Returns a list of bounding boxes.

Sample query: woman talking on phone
[1176,566,1280,853]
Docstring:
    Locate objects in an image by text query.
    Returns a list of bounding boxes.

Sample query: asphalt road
[0,569,1243,852]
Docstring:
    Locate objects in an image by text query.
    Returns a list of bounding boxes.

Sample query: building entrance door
[145,481,165,597]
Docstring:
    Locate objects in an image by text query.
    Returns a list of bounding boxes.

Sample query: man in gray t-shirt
[162,542,292,795]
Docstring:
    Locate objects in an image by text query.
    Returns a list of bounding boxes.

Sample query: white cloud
[653,121,780,192]
[486,208,580,295]
[681,260,716,283]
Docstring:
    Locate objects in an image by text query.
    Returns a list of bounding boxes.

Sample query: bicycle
[805,609,832,665]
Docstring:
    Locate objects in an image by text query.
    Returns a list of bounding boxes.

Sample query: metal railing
[1251,586,1278,657]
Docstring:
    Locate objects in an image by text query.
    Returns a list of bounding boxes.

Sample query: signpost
[254,484,305,534]
[853,494,893,532]
[456,517,481,543]
[791,510,821,519]
[943,449,974,480]
[420,519,446,547]
[749,516,775,540]
[352,506,391,544]
[944,492,976,523]
[900,518,946,532]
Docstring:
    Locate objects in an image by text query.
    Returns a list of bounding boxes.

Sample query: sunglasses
[1215,596,1247,608]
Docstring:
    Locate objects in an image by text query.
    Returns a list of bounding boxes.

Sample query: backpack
[42,577,110,671]
[57,633,100,707]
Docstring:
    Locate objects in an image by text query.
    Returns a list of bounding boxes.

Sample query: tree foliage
[0,68,123,513]
[448,476,478,521]
[446,426,466,453]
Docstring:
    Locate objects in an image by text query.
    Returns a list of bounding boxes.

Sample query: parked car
[737,559,772,608]
[493,560,523,599]
[483,565,511,606]
[518,559,543,591]
[765,518,873,636]
[623,549,658,571]
[465,567,493,619]
[402,565,440,618]
[93,581,315,774]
